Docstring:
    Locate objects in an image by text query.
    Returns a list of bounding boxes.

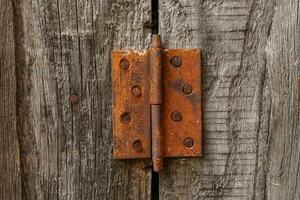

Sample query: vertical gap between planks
[151,0,159,199]
[151,170,159,200]
[151,0,159,34]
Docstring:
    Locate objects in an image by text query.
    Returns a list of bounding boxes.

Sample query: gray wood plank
[158,0,299,199]
[12,0,151,199]
[265,0,300,199]
[0,0,22,199]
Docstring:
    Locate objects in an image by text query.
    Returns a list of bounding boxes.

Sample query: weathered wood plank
[158,0,297,199]
[12,0,151,199]
[266,0,300,199]
[0,0,21,199]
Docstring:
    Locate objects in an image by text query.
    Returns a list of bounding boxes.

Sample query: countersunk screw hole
[183,138,194,148]
[120,58,130,70]
[182,84,193,95]
[170,56,182,67]
[131,85,142,97]
[120,112,131,124]
[132,140,143,152]
[171,111,182,122]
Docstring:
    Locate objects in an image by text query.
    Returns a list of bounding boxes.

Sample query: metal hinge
[111,34,202,172]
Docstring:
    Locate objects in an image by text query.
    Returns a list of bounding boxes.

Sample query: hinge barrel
[150,34,163,172]
[151,105,163,172]
[150,34,163,104]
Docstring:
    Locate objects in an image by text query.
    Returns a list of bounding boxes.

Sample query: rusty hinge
[112,34,202,172]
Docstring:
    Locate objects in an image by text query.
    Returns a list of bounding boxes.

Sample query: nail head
[70,95,79,104]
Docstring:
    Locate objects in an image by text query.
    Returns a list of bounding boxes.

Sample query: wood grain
[159,0,299,199]
[11,0,152,199]
[2,0,300,199]
[265,0,300,199]
[0,0,21,199]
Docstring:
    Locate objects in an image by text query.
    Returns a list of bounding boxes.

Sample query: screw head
[183,138,194,148]
[182,84,193,95]
[120,58,130,70]
[120,112,131,124]
[170,56,182,67]
[171,111,182,122]
[132,140,143,152]
[131,85,142,97]
[69,95,79,104]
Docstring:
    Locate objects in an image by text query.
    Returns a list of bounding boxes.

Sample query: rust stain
[168,79,201,103]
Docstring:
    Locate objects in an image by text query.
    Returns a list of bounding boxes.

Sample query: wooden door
[0,0,299,200]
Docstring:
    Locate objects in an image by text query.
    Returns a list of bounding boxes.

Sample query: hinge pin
[150,34,164,172]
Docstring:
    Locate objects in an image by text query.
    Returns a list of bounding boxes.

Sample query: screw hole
[120,58,130,70]
[120,112,131,124]
[182,84,193,95]
[132,139,143,152]
[183,138,194,148]
[171,111,182,122]
[170,56,182,67]
[131,85,142,97]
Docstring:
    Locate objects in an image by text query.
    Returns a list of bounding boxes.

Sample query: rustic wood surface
[0,0,22,200]
[159,0,300,199]
[4,0,152,199]
[1,0,300,199]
